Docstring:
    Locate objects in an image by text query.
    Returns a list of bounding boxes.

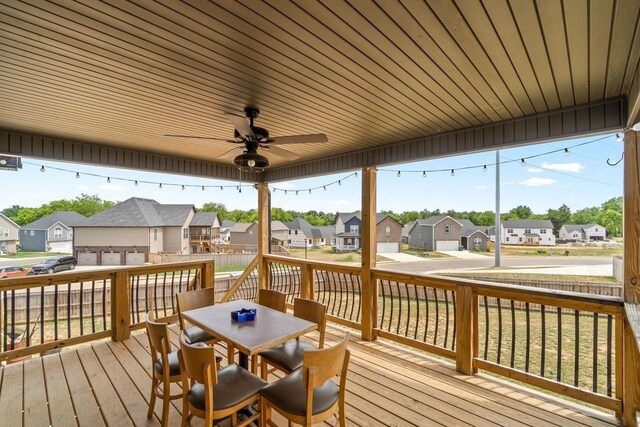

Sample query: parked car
[0,266,34,279]
[31,256,77,275]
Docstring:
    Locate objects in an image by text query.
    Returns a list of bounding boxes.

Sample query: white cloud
[473,185,487,190]
[520,177,556,187]
[332,199,353,207]
[99,183,124,191]
[77,185,92,191]
[540,162,585,173]
[527,167,543,173]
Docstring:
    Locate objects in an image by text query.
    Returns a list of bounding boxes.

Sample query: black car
[31,256,77,275]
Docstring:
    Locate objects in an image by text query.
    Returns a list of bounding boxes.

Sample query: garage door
[126,252,145,265]
[436,241,459,251]
[102,252,122,265]
[377,242,399,253]
[77,252,97,265]
[48,241,72,253]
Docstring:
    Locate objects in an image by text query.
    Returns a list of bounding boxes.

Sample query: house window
[540,229,546,234]
[525,229,531,233]
[2,228,8,237]
[309,239,312,244]
[519,237,523,242]
[595,227,599,231]
[183,228,189,239]
[507,228,513,233]
[473,237,482,246]
[0,242,6,251]
[202,228,208,235]
[295,230,298,235]
[249,231,253,236]
[350,225,359,233]
[444,225,450,233]
[54,227,62,238]
[506,237,509,242]
[385,226,391,237]
[153,228,158,241]
[30,230,34,236]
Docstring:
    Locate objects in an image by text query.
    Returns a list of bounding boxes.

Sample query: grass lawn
[215,264,250,273]
[401,244,452,258]
[439,272,620,284]
[288,246,391,263]
[484,244,622,257]
[0,251,67,259]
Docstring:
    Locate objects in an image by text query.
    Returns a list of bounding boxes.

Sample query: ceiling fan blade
[261,145,301,160]
[164,134,229,141]
[269,133,328,145]
[217,146,243,160]
[224,113,255,139]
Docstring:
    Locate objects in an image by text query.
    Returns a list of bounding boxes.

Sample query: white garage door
[436,240,459,251]
[126,252,145,265]
[48,241,72,253]
[102,252,122,265]
[77,252,97,265]
[377,242,399,253]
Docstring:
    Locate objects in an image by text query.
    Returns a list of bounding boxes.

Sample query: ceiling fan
[164,107,328,171]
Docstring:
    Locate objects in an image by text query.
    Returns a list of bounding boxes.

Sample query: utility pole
[495,150,501,267]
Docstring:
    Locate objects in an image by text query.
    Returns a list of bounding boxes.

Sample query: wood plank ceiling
[0,0,639,180]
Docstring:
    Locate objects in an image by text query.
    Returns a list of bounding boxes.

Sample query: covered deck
[0,323,618,427]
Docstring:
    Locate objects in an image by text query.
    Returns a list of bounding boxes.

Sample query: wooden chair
[260,333,351,427]
[145,310,183,427]
[259,298,326,380]
[258,288,287,313]
[176,287,224,366]
[178,333,268,427]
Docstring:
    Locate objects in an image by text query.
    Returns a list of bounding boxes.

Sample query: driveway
[435,250,488,259]
[380,252,428,263]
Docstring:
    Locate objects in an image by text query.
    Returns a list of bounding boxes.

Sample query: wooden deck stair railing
[0,260,214,362]
[220,254,627,417]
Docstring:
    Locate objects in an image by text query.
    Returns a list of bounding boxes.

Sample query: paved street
[0,256,56,268]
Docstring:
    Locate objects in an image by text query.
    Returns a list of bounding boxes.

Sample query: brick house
[335,212,402,253]
[407,215,463,251]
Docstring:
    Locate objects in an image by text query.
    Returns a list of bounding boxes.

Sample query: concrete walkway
[435,250,489,259]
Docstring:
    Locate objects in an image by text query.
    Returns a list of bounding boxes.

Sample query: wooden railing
[0,260,213,362]
[221,255,626,415]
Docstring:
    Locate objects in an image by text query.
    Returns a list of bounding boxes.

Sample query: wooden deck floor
[0,324,620,426]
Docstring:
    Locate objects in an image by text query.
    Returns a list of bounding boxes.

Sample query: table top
[181,299,317,355]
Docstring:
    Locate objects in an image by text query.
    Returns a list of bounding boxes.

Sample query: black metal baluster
[3,290,8,351]
[102,280,107,331]
[433,288,439,346]
[510,300,516,368]
[574,310,579,387]
[170,271,176,313]
[483,296,489,360]
[40,287,45,344]
[414,285,420,340]
[336,272,344,318]
[91,280,96,333]
[388,281,395,333]
[451,289,457,351]
[349,275,356,321]
[130,276,135,324]
[607,314,612,396]
[79,281,84,335]
[54,285,59,342]
[380,279,387,331]
[525,302,530,372]
[10,290,16,350]
[423,286,430,343]
[162,272,168,317]
[144,274,149,316]
[153,273,159,317]
[557,307,562,382]
[135,274,141,323]
[593,312,599,392]
[355,274,362,322]
[496,298,502,364]
[404,284,411,337]
[319,270,328,305]
[67,282,71,338]
[395,281,402,335]
[541,305,546,376]
[443,290,450,348]
[326,271,334,316]
[25,288,30,346]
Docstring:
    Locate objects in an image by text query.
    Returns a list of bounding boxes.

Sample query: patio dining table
[180,299,317,369]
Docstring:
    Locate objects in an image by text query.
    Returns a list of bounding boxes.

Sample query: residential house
[285,218,326,248]
[20,211,86,253]
[189,212,221,253]
[501,219,555,246]
[401,221,415,244]
[73,197,195,265]
[458,219,489,251]
[335,212,402,253]
[407,215,463,251]
[229,221,291,247]
[559,224,606,241]
[219,220,236,242]
[270,221,290,248]
[316,225,336,246]
[0,213,20,254]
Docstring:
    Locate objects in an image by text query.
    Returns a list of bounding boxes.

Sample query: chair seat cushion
[258,340,317,372]
[260,369,339,417]
[184,326,215,345]
[154,345,221,377]
[188,364,267,411]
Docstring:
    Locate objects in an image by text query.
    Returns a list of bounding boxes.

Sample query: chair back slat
[178,333,218,385]
[176,287,217,329]
[302,333,350,389]
[293,298,326,348]
[258,289,287,312]
[145,310,171,357]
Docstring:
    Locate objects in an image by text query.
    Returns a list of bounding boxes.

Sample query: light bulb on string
[422,171,426,177]
[355,171,358,177]
[397,171,401,177]
[134,180,138,186]
[107,177,111,183]
[285,190,288,195]
[75,172,80,178]
[338,180,341,186]
[520,158,526,166]
[616,134,624,142]
[220,186,223,191]
[309,189,312,194]
[159,183,162,189]
[450,169,455,176]
[483,165,487,172]
[296,191,299,195]
[40,165,45,172]
[564,148,570,156]
[323,186,326,191]
[201,186,205,191]
[182,185,185,190]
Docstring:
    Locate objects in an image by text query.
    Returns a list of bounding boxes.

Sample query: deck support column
[257,182,270,290]
[361,167,377,341]
[623,130,640,426]
[111,270,131,341]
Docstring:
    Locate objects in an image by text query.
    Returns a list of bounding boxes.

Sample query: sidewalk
[435,250,488,259]
[380,252,428,262]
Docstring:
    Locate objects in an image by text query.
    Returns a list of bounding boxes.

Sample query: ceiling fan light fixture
[234,151,269,171]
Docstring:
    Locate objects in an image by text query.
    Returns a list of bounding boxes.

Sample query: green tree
[598,209,623,237]
[547,204,572,235]
[1,205,23,219]
[571,207,600,225]
[601,197,623,214]
[200,202,228,219]
[509,205,532,219]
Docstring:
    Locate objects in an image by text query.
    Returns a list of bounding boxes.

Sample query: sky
[0,133,624,215]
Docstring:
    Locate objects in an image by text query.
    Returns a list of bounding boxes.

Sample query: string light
[338,180,341,186]
[309,189,312,194]
[450,169,455,176]
[616,134,624,142]
[159,183,162,189]
[75,172,80,178]
[107,177,111,183]
[397,171,401,177]
[520,158,526,166]
[296,190,299,195]
[323,186,326,191]
[483,165,487,172]
[564,148,570,156]
[422,171,426,177]
[40,165,45,172]
[135,180,138,186]
[201,186,205,191]
[220,186,223,191]
[181,185,185,190]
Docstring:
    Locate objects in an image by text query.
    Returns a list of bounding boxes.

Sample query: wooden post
[257,182,270,290]
[361,167,377,341]
[200,260,214,289]
[623,129,640,426]
[455,285,475,375]
[111,271,131,341]
[300,264,314,300]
